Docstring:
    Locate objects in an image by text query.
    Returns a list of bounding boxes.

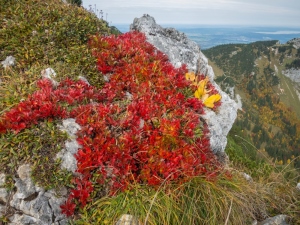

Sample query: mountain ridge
[203,39,300,169]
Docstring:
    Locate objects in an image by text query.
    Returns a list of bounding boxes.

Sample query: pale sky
[82,0,300,27]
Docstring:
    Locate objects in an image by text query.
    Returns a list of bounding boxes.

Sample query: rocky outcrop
[0,114,82,224]
[287,38,300,49]
[283,68,300,83]
[130,14,238,159]
[0,165,68,225]
[282,68,300,101]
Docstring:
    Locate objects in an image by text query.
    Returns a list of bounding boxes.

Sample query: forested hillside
[203,40,300,170]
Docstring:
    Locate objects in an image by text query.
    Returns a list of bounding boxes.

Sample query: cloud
[82,0,300,26]
[255,31,300,35]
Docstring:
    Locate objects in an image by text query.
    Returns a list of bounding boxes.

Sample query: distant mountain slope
[203,40,300,169]
[287,38,300,49]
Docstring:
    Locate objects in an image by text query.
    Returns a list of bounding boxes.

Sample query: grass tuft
[74,171,299,225]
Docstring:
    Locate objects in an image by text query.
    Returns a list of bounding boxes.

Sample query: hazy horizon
[83,0,300,27]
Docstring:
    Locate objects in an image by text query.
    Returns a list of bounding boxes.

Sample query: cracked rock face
[130,14,238,159]
[0,118,82,224]
[0,164,68,225]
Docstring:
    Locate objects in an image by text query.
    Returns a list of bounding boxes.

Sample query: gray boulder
[130,14,238,160]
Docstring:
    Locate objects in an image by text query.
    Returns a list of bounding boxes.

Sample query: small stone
[242,172,253,182]
[116,214,141,225]
[125,91,133,100]
[258,214,289,225]
[78,76,90,85]
[139,118,145,129]
[1,56,15,68]
[103,75,110,82]
[41,67,58,86]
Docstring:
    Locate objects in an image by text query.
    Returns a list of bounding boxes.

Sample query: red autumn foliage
[0,32,222,216]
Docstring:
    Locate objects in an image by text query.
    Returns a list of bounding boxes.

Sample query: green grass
[0,119,73,191]
[74,171,299,225]
[0,0,113,190]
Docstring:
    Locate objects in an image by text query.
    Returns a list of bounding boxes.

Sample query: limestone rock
[78,76,90,85]
[258,215,289,225]
[1,118,81,223]
[56,118,82,173]
[130,14,238,157]
[242,172,253,182]
[41,68,58,86]
[9,214,38,225]
[1,164,68,225]
[13,164,37,201]
[1,56,15,68]
[116,214,141,225]
[58,118,81,139]
[0,173,9,218]
[282,69,300,102]
[282,68,300,83]
[0,173,9,204]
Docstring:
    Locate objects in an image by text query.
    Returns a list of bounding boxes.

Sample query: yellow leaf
[185,72,196,82]
[194,89,201,99]
[203,94,221,108]
[194,79,206,98]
